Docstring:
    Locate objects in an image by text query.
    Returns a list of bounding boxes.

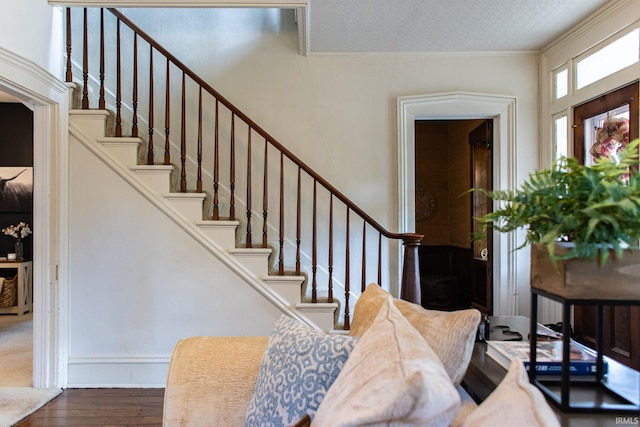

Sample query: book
[485,340,608,376]
[489,321,563,342]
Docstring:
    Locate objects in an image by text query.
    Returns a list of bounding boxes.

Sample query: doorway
[0,102,34,387]
[0,47,68,389]
[414,119,493,312]
[397,92,517,316]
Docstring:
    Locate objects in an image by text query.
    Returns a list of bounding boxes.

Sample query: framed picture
[0,167,33,212]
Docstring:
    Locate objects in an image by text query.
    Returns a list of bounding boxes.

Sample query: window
[576,29,640,89]
[555,69,568,99]
[553,115,568,159]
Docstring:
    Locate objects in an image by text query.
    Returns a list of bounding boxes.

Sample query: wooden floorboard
[13,388,164,426]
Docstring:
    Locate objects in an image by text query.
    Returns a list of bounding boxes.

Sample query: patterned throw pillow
[244,315,357,427]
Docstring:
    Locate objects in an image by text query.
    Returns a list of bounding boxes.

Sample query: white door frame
[397,91,518,315]
[0,47,69,388]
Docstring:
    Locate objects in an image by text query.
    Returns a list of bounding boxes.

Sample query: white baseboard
[67,355,170,388]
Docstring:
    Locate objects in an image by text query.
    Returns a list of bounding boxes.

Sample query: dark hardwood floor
[14,388,164,426]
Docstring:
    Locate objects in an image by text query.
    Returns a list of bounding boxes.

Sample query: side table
[463,315,640,425]
[531,288,640,414]
[0,259,33,316]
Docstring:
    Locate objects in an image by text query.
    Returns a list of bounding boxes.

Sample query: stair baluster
[229,113,236,220]
[344,208,351,329]
[81,9,88,109]
[295,167,301,275]
[278,152,285,274]
[115,18,122,137]
[327,194,334,303]
[147,46,154,165]
[180,72,187,192]
[197,88,203,193]
[262,139,268,247]
[132,34,138,137]
[99,9,105,110]
[212,100,220,220]
[246,126,253,248]
[164,58,170,165]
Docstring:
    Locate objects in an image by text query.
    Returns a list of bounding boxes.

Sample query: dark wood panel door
[469,120,493,314]
[572,81,640,370]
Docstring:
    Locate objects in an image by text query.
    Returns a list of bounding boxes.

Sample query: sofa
[162,284,560,426]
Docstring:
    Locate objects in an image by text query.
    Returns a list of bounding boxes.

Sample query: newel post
[400,235,422,305]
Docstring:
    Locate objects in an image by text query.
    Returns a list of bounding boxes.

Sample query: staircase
[64,7,423,332]
[69,106,338,331]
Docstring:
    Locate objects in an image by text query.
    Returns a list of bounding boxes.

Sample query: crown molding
[49,0,305,6]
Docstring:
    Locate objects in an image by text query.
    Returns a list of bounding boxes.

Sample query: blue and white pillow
[245,315,358,427]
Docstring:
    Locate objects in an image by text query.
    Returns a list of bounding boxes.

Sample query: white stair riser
[268,284,301,305]
[197,224,238,250]
[264,277,305,305]
[101,142,140,167]
[230,252,270,277]
[134,169,173,194]
[296,304,338,332]
[165,196,205,221]
[70,110,109,140]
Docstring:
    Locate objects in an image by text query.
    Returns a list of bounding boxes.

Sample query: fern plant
[474,139,640,265]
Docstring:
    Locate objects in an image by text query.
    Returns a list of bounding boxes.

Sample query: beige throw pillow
[349,283,481,385]
[452,358,560,427]
[312,295,460,427]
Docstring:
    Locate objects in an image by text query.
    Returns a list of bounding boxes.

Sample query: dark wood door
[469,120,493,314]
[572,81,640,370]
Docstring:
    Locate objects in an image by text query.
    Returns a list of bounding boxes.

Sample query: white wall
[0,0,62,77]
[67,133,283,386]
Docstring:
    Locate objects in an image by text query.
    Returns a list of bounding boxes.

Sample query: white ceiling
[308,0,612,53]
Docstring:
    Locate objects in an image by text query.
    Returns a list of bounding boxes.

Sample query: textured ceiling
[308,0,612,53]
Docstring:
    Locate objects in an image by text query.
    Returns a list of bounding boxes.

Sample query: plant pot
[530,243,640,300]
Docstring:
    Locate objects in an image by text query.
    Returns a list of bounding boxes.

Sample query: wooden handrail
[106,8,420,244]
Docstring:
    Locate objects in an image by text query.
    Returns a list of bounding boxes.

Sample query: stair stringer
[68,113,333,331]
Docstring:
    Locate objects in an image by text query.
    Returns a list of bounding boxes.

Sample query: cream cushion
[349,283,481,385]
[312,294,460,427]
[452,358,560,427]
[163,336,269,427]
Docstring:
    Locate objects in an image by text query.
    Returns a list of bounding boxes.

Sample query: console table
[0,259,33,316]
[463,316,640,425]
[531,288,640,414]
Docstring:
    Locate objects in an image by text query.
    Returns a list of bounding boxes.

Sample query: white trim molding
[48,0,310,56]
[0,46,70,388]
[397,91,518,316]
[67,355,171,388]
